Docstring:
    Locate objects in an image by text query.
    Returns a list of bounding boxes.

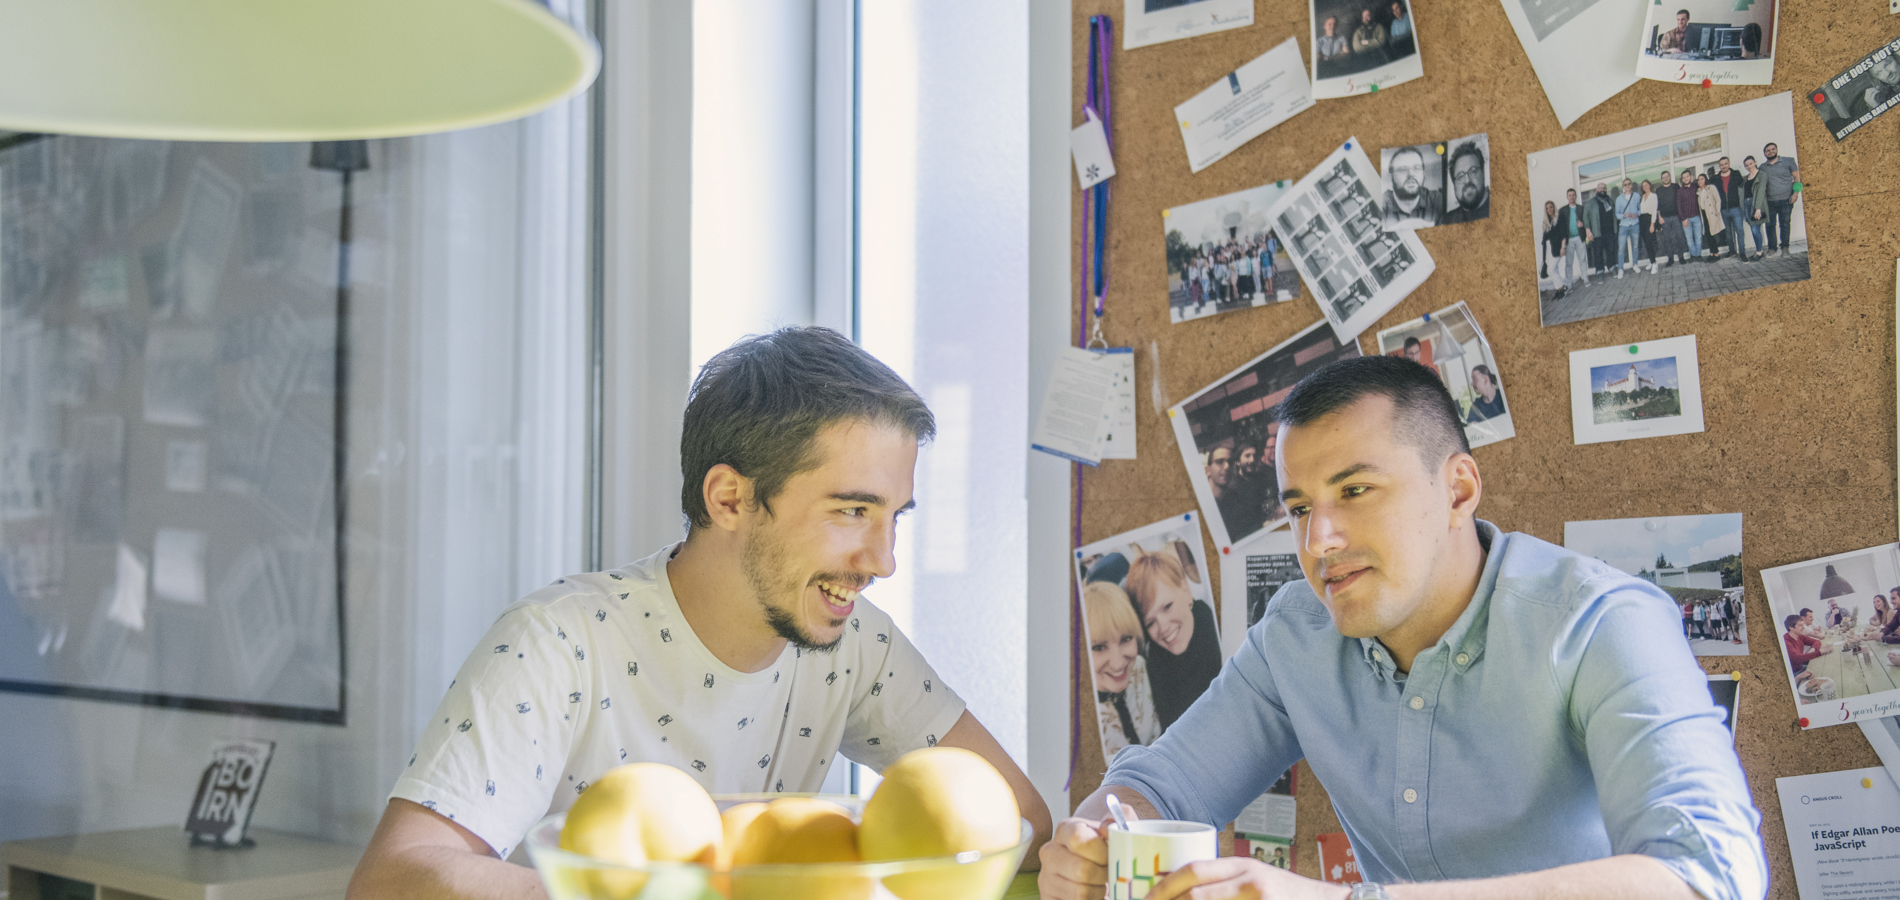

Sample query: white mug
[1106,820,1219,900]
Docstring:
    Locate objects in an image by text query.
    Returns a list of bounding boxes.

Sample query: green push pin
[1792,181,1803,193]
[1629,345,1639,354]
[1369,83,1380,93]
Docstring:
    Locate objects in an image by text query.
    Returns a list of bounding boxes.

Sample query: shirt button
[1404,788,1418,803]
[1455,653,1470,666]
[1372,650,1383,661]
[1408,696,1424,710]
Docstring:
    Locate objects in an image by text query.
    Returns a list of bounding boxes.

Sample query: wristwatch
[1348,883,1394,900]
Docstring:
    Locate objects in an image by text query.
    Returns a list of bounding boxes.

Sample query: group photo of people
[1765,551,1900,711]
[1527,95,1810,327]
[1170,321,1361,547]
[1075,516,1223,759]
[1679,590,1745,645]
[1164,182,1299,323]
[1312,0,1417,80]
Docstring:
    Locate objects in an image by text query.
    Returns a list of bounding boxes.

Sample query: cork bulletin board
[1068,2,1898,894]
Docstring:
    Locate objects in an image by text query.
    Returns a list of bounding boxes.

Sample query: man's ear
[1446,452,1482,523]
[701,464,753,533]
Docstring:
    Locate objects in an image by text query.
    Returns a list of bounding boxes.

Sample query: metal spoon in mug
[1105,793,1136,831]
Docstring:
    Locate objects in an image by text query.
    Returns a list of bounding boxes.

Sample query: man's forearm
[1389,854,1701,900]
[1073,783,1163,823]
[347,846,548,900]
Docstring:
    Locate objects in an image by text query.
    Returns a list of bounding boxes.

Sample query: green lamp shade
[0,0,600,141]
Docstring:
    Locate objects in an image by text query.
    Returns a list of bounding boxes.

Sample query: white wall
[1026,0,1074,821]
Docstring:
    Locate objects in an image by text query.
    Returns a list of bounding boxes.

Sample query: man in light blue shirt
[1615,178,1643,277]
[1039,356,1764,900]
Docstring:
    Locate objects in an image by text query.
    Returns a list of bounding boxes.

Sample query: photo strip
[1122,0,1253,50]
[1759,543,1900,730]
[1379,134,1491,229]
[1568,334,1705,445]
[1169,321,1361,550]
[1635,0,1779,86]
[1375,301,1514,449]
[1563,513,1746,656]
[1165,181,1299,324]
[1075,512,1220,759]
[1809,34,1900,142]
[1529,93,1807,327]
[1310,0,1423,98]
[1266,140,1435,343]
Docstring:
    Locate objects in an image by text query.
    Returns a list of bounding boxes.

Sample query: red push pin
[1221,546,1231,554]
[1798,717,1810,728]
[1701,78,1713,88]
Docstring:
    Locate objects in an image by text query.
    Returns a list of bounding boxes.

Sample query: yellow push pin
[1167,409,1177,418]
[1864,778,1875,789]
[1730,671,1740,681]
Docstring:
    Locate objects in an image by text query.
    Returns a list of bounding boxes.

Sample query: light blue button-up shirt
[1104,522,1765,900]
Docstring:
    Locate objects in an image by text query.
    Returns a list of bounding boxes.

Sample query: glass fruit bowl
[525,793,1033,900]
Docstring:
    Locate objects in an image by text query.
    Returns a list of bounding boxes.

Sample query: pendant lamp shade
[0,0,599,141]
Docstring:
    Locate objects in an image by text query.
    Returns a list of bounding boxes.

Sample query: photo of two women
[1076,514,1225,760]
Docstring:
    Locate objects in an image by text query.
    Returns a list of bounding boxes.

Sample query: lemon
[559,763,723,898]
[729,797,870,900]
[717,802,769,870]
[858,747,1022,900]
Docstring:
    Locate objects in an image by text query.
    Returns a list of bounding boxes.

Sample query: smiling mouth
[816,582,859,615]
[1322,565,1369,593]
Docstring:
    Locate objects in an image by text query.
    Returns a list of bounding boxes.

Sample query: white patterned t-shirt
[388,544,966,858]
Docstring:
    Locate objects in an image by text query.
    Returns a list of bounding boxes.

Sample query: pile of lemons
[558,747,1022,900]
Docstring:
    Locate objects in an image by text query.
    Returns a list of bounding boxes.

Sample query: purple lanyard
[1070,14,1113,791]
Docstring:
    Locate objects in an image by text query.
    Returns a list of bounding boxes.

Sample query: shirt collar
[1357,520,1501,680]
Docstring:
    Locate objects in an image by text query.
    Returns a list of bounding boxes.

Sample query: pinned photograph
[1498,0,1643,128]
[1375,302,1514,449]
[1219,526,1302,638]
[1530,93,1807,327]
[1759,544,1900,730]
[1636,1,1779,86]
[1381,134,1492,230]
[1122,0,1253,50]
[1165,181,1299,324]
[1568,335,1704,445]
[1169,321,1361,550]
[1809,34,1900,142]
[1379,143,1442,230]
[1075,512,1220,759]
[1563,513,1746,656]
[1310,0,1423,98]
[1266,140,1435,343]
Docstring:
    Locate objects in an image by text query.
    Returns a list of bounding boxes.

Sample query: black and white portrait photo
[1379,143,1441,230]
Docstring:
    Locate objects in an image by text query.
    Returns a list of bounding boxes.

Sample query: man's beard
[1395,179,1420,202]
[1459,184,1483,207]
[741,523,848,654]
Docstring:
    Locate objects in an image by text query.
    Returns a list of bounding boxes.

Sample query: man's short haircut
[1084,581,1144,649]
[680,326,934,529]
[1448,141,1485,177]
[1718,156,1729,164]
[1677,8,1690,17]
[1403,336,1421,349]
[1272,355,1471,472]
[1783,613,1800,630]
[1392,146,1424,168]
[1764,142,1777,152]
[1126,552,1190,614]
[1566,187,1577,196]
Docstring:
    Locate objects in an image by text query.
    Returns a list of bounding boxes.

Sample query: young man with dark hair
[350,327,1050,900]
[1437,140,1489,225]
[1041,355,1763,900]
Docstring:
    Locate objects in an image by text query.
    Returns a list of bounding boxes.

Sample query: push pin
[1369,83,1380,93]
[1701,78,1713,88]
[1628,345,1640,354]
[1730,671,1740,680]
[1221,546,1231,554]
[1798,717,1810,728]
[1864,777,1876,789]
